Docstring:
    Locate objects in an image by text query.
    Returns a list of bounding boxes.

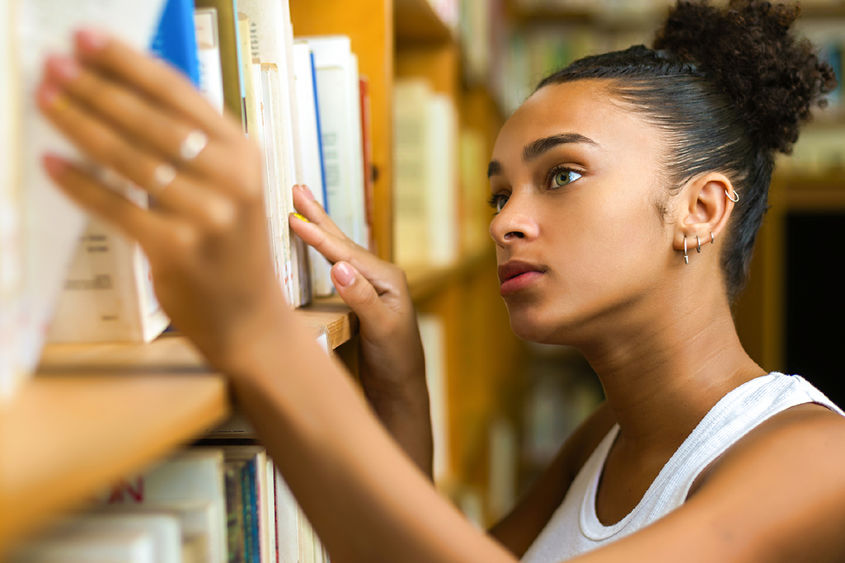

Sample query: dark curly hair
[536,0,837,301]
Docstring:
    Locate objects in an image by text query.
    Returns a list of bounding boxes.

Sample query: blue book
[150,0,200,86]
[310,51,330,211]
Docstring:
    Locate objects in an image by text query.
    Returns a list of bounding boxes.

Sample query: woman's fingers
[73,29,239,142]
[330,262,393,329]
[43,154,171,249]
[292,184,346,239]
[289,211,401,294]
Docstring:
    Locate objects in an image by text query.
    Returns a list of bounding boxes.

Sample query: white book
[7,0,167,398]
[274,468,300,563]
[97,501,215,563]
[301,36,368,250]
[393,79,432,267]
[0,0,22,401]
[292,41,333,297]
[47,213,169,343]
[58,513,182,563]
[239,0,304,307]
[193,7,225,113]
[425,93,458,266]
[10,526,156,563]
[417,313,451,483]
[96,448,227,563]
[259,63,294,304]
[393,80,458,267]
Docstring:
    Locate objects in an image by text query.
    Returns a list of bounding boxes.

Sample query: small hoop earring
[683,236,689,265]
[710,232,715,244]
[725,189,740,203]
[696,235,702,253]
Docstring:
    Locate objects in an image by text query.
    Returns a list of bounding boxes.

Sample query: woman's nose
[489,195,539,246]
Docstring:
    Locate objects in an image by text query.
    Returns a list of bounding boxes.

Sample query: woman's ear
[671,172,738,254]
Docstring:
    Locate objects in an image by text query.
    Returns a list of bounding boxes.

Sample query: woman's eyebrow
[523,133,599,161]
[488,133,599,178]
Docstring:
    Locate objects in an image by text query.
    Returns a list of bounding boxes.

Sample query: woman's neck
[577,286,766,451]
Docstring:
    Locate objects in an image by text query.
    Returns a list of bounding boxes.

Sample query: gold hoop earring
[725,189,740,203]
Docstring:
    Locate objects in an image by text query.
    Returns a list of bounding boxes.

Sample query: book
[6,0,169,398]
[193,7,226,113]
[359,76,375,253]
[97,448,227,563]
[46,215,169,343]
[0,0,21,401]
[54,513,182,563]
[9,525,157,562]
[222,445,272,563]
[194,0,244,123]
[292,41,333,297]
[300,36,369,251]
[96,501,218,562]
[417,313,451,483]
[151,0,201,86]
[47,0,206,344]
[393,79,458,267]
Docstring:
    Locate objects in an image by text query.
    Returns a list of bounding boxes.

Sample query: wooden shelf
[395,0,454,45]
[0,371,228,554]
[1,304,356,555]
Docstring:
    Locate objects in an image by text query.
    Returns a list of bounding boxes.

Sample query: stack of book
[9,446,329,563]
[392,78,459,268]
[1,0,373,398]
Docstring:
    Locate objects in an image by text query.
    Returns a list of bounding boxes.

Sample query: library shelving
[2,0,527,554]
[0,305,356,556]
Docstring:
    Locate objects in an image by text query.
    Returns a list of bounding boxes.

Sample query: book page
[7,0,166,398]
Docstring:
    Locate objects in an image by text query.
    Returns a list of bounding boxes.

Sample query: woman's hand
[289,186,433,478]
[37,30,288,375]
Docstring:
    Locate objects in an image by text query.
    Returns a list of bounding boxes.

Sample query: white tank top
[521,372,844,563]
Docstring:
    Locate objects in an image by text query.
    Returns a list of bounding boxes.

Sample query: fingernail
[37,82,64,109]
[333,262,355,287]
[296,184,316,201]
[291,212,310,223]
[43,153,68,175]
[46,55,80,83]
[75,29,108,53]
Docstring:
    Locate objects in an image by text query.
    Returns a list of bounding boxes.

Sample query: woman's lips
[498,261,546,296]
[500,270,544,296]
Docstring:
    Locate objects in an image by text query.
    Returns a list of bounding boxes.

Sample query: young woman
[36,0,845,560]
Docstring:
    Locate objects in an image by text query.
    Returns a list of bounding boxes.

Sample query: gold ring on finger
[179,129,208,162]
[152,163,177,193]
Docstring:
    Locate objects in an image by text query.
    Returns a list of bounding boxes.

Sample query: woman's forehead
[492,80,662,161]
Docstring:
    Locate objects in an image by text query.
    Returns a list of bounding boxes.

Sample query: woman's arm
[289,187,433,479]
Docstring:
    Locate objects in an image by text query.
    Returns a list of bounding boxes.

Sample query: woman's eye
[488,193,508,213]
[550,168,582,188]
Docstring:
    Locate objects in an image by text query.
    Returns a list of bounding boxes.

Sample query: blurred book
[393,79,459,268]
[96,448,227,563]
[418,313,451,484]
[300,35,369,252]
[2,0,170,399]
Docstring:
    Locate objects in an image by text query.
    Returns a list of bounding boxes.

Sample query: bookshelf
[2,0,522,554]
[0,305,355,556]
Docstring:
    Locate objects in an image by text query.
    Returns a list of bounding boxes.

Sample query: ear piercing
[683,232,716,264]
[725,189,740,203]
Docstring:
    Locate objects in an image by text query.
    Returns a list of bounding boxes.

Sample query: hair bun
[653,0,837,154]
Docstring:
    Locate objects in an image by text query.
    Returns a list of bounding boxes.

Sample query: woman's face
[489,79,675,344]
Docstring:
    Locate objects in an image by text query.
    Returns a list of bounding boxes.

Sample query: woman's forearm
[227,306,514,563]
